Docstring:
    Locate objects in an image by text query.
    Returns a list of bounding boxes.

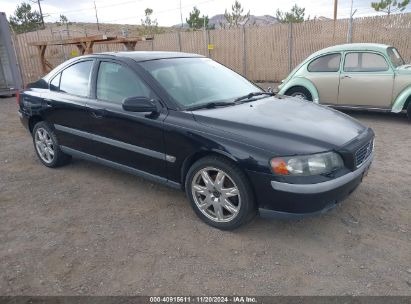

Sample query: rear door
[338,51,394,108]
[43,59,95,153]
[83,59,168,178]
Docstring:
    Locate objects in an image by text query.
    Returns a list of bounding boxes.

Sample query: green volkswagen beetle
[278,43,411,121]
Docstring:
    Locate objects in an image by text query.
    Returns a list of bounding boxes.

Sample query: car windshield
[140,57,262,108]
[387,47,405,68]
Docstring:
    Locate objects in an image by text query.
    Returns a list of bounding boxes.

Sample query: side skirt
[60,146,182,190]
[325,104,406,113]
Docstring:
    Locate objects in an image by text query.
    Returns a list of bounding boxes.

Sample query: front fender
[392,85,411,113]
[278,77,320,103]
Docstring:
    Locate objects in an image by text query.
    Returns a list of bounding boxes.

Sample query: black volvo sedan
[18,52,374,230]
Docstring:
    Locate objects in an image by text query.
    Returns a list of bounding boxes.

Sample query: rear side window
[344,52,389,72]
[59,61,93,97]
[307,53,341,72]
[96,62,150,104]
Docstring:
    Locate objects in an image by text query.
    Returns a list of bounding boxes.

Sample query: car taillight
[16,90,20,105]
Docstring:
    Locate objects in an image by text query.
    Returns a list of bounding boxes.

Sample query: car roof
[87,51,205,62]
[309,43,391,58]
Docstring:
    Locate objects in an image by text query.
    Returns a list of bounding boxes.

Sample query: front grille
[355,139,374,168]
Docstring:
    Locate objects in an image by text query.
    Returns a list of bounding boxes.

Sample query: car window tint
[344,52,388,72]
[307,54,341,72]
[96,62,150,104]
[59,61,93,96]
[50,73,61,91]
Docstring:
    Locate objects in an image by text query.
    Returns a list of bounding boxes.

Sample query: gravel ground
[0,96,410,296]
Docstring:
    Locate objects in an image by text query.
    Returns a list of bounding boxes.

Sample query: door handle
[341,75,352,79]
[89,108,107,119]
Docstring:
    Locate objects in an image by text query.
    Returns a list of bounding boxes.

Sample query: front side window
[344,52,389,72]
[307,53,341,72]
[140,58,261,107]
[59,61,93,97]
[96,62,150,104]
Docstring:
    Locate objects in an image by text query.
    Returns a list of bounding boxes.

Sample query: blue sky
[2,0,411,26]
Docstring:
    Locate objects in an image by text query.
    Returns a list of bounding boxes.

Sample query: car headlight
[270,152,344,176]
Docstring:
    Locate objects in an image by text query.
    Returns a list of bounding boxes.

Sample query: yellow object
[207,44,214,50]
[70,50,79,57]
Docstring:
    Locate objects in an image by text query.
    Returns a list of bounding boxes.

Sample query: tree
[9,2,42,34]
[141,8,159,35]
[371,0,410,15]
[224,0,250,28]
[186,6,209,29]
[276,4,306,23]
[59,14,68,24]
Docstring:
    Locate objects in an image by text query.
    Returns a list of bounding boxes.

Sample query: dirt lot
[0,97,410,296]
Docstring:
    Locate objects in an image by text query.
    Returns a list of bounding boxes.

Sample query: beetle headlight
[270,152,344,176]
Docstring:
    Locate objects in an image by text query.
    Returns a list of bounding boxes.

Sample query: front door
[84,59,168,178]
[338,51,394,108]
[305,53,341,104]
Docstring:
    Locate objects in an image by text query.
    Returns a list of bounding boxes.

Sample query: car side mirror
[267,87,273,93]
[122,96,157,113]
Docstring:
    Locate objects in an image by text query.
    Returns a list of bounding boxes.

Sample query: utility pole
[94,0,100,31]
[347,0,357,43]
[333,0,338,42]
[180,0,184,28]
[32,0,45,28]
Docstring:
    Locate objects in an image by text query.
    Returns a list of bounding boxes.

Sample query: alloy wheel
[34,127,55,164]
[191,167,241,223]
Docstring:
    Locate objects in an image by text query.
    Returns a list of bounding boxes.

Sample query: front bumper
[249,152,373,219]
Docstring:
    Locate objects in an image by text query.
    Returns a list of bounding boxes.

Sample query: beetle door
[338,52,394,108]
[305,53,341,104]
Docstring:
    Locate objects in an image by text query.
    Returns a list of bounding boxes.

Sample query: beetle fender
[392,85,411,113]
[278,77,320,103]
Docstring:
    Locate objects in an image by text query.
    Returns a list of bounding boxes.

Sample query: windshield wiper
[186,101,236,111]
[234,92,275,103]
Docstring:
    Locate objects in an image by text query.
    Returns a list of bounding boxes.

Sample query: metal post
[347,0,357,43]
[288,22,293,73]
[177,31,182,52]
[204,18,207,56]
[242,26,246,77]
[207,30,211,58]
[58,30,67,61]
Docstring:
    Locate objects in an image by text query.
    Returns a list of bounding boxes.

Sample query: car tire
[285,86,313,101]
[185,156,257,230]
[32,121,71,168]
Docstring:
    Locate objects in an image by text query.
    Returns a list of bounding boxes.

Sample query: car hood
[193,96,366,155]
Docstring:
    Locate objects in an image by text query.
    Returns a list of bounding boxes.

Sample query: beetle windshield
[387,47,405,68]
[140,57,262,108]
